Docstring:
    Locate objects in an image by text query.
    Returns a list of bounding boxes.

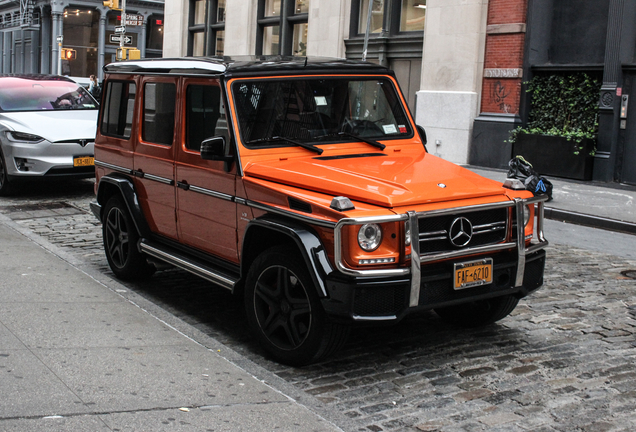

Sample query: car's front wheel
[434,294,519,328]
[102,195,155,280]
[0,149,12,196]
[244,246,349,366]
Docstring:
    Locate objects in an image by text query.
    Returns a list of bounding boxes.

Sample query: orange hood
[243,149,507,207]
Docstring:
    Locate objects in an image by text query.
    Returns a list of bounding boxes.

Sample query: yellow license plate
[74,156,94,167]
[454,258,493,290]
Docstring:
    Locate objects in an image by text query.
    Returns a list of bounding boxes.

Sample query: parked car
[0,75,98,195]
[91,57,548,365]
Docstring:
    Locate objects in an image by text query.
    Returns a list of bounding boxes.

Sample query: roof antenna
[304,57,308,67]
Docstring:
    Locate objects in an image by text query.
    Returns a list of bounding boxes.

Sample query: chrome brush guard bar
[333,196,549,307]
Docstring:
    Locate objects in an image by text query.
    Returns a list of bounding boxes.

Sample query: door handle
[176,181,190,191]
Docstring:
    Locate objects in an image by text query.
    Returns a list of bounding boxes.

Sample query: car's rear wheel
[434,294,519,328]
[244,246,349,366]
[103,195,155,280]
[0,149,12,196]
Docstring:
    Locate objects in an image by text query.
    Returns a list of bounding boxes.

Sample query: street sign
[56,35,63,43]
[115,26,126,34]
[118,14,144,26]
[109,34,133,45]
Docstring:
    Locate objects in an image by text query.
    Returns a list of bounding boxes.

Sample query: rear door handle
[176,181,190,191]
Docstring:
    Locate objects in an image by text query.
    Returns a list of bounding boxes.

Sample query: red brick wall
[487,0,527,25]
[480,0,528,115]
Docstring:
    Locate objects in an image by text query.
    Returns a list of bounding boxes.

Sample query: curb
[545,207,636,236]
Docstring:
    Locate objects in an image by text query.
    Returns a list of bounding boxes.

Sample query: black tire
[102,195,155,281]
[0,148,12,196]
[434,294,519,328]
[244,246,349,366]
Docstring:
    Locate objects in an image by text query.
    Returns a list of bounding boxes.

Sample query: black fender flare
[241,216,334,298]
[95,174,151,238]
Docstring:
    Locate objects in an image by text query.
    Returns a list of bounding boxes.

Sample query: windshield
[231,77,412,147]
[0,76,97,112]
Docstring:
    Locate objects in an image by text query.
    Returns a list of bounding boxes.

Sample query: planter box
[512,133,595,181]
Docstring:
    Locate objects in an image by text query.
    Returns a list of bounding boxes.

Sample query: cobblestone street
[2,180,636,432]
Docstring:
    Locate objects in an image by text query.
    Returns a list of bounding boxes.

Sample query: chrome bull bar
[333,196,549,307]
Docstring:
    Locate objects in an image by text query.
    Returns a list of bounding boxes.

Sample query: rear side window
[142,82,176,146]
[101,81,136,138]
[185,84,226,151]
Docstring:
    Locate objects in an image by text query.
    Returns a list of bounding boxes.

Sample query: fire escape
[0,0,40,30]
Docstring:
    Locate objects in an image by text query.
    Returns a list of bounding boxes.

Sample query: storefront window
[358,0,384,34]
[400,0,425,32]
[292,23,308,56]
[265,0,281,17]
[217,0,226,21]
[62,7,99,77]
[258,0,309,56]
[188,0,226,56]
[216,30,225,56]
[194,0,206,24]
[295,0,309,14]
[147,17,165,51]
[263,26,280,54]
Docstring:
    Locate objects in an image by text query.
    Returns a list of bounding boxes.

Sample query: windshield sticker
[398,125,407,133]
[382,124,398,134]
[314,96,328,106]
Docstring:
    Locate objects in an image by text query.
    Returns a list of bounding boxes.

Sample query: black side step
[139,239,239,290]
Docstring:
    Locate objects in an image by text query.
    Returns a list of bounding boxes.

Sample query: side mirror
[200,136,234,171]
[416,125,428,152]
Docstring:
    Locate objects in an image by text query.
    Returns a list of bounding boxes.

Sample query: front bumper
[2,139,95,179]
[322,249,546,323]
[325,196,549,323]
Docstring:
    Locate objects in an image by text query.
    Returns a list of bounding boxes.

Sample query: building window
[146,16,165,53]
[62,7,99,77]
[353,0,425,36]
[188,0,225,56]
[257,0,309,56]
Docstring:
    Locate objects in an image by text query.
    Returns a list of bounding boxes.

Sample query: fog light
[15,158,29,171]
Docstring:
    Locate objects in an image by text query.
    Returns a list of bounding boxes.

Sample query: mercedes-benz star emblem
[449,217,473,247]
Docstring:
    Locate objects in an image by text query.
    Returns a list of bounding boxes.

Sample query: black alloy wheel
[245,246,349,366]
[102,196,154,280]
[253,265,312,351]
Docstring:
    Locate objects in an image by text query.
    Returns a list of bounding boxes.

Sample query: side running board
[139,239,239,291]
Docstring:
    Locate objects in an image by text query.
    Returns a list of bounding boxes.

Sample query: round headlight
[523,205,531,227]
[358,223,382,251]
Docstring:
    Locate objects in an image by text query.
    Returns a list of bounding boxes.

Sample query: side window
[185,84,227,151]
[101,81,136,138]
[142,82,176,145]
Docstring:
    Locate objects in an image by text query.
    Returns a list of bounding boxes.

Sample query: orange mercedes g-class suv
[91,57,548,365]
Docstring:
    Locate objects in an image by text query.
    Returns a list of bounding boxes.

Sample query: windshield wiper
[315,131,386,151]
[247,136,323,154]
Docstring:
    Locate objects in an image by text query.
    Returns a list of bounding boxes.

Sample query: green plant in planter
[509,72,602,155]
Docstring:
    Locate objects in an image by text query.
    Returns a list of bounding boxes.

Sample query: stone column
[140,14,148,58]
[415,0,489,164]
[51,12,60,74]
[40,7,51,74]
[98,10,106,79]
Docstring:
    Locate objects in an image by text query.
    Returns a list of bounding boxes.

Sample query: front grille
[418,208,508,254]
